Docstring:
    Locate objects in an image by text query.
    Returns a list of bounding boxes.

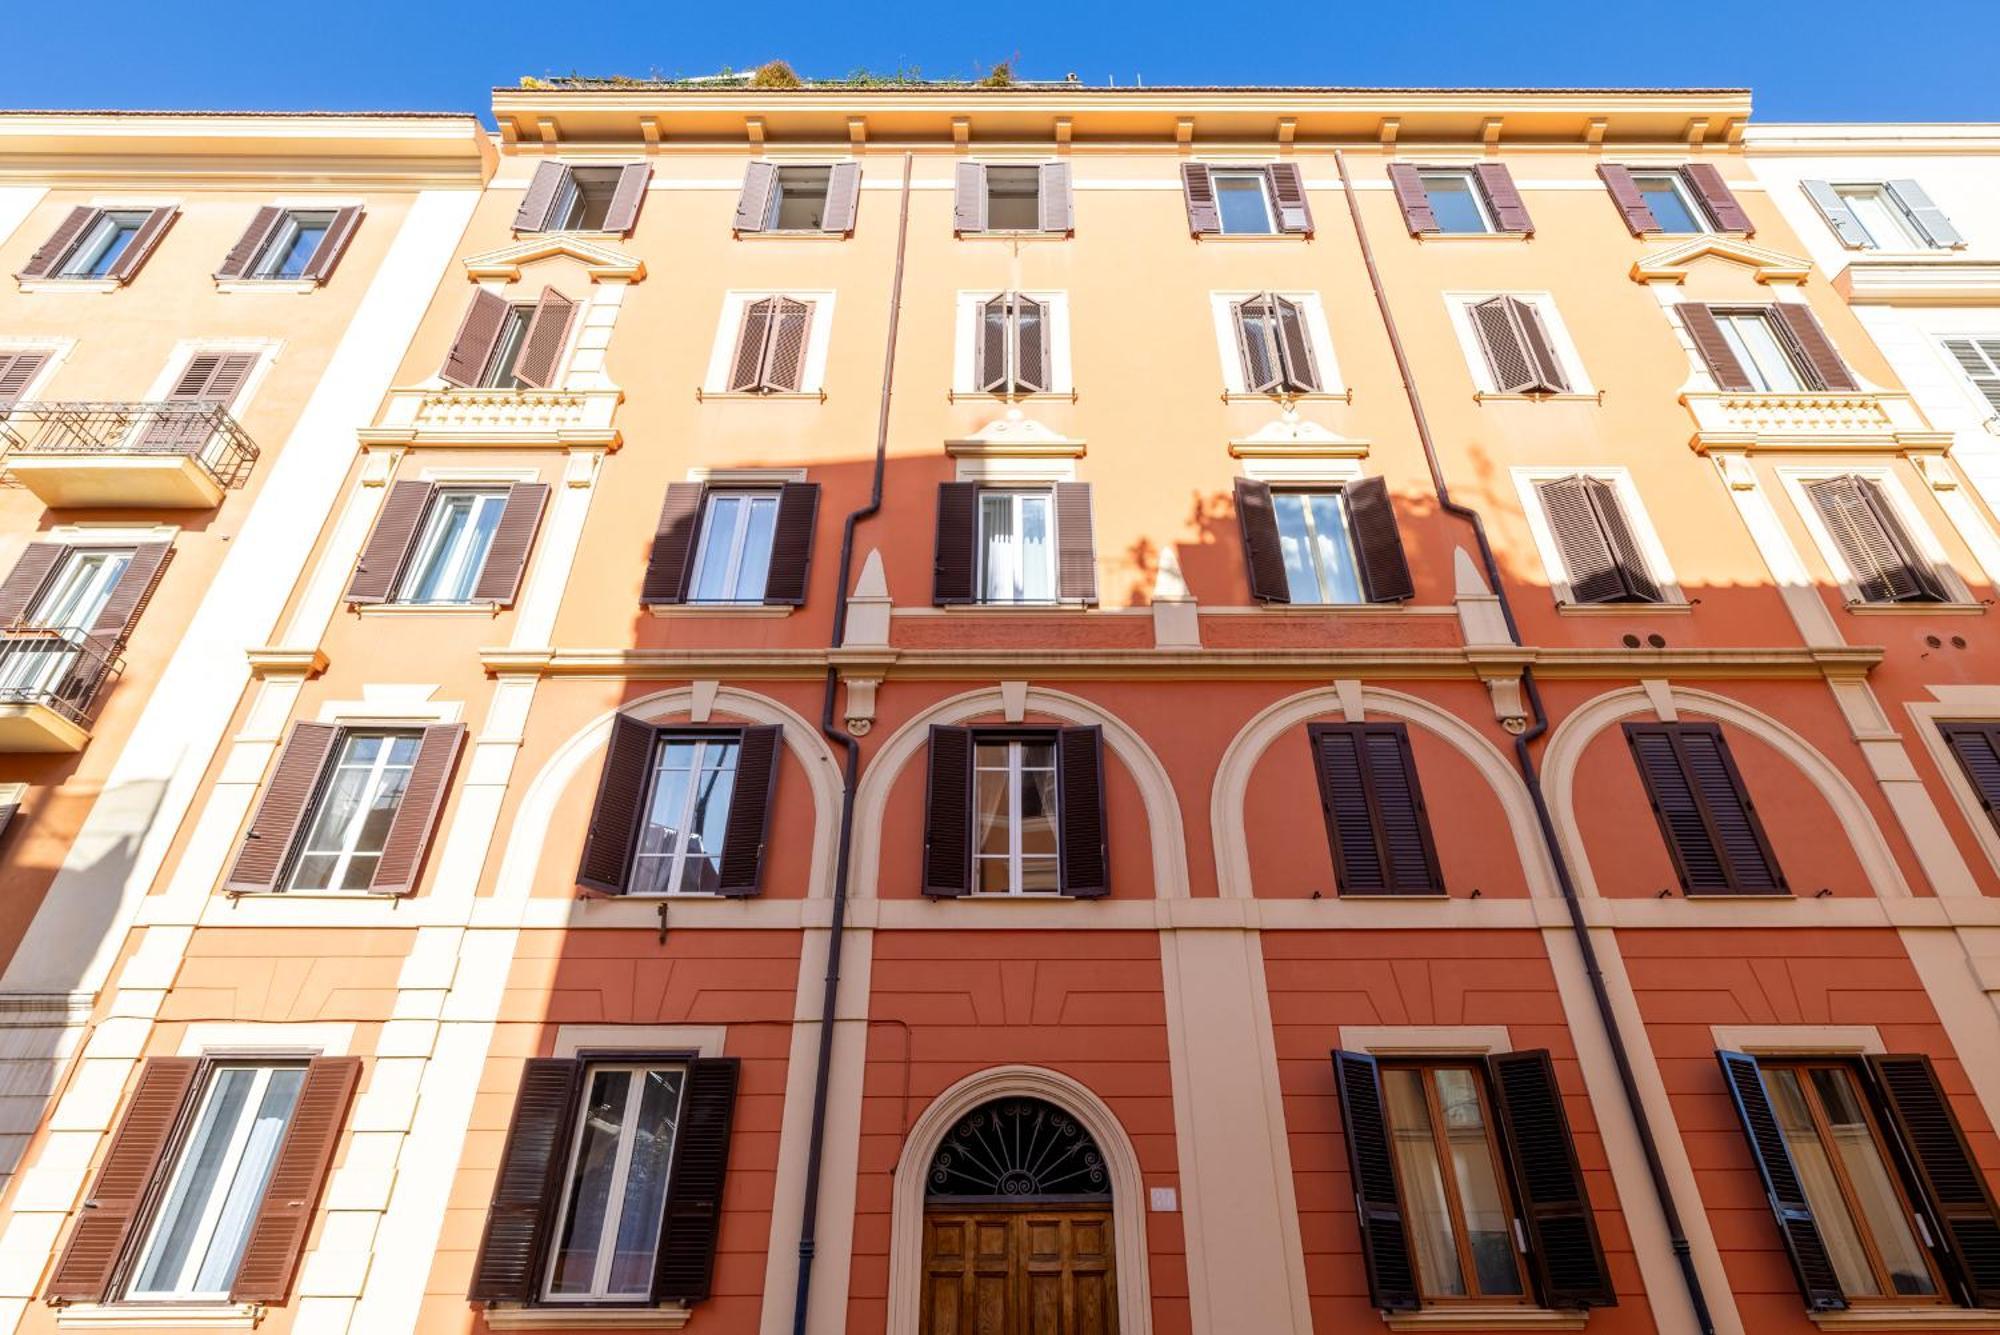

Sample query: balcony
[0,627,120,752]
[1682,389,1946,455]
[1,402,259,508]
[360,386,622,449]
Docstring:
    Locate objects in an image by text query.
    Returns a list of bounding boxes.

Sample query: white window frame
[1268,488,1367,605]
[1940,335,2000,422]
[395,488,509,605]
[976,488,1059,605]
[57,210,152,279]
[284,729,423,892]
[0,337,76,410]
[1511,466,1686,607]
[702,290,837,394]
[975,162,1050,234]
[1208,291,1343,396]
[247,209,337,280]
[1444,292,1595,396]
[762,163,838,233]
[952,290,1073,395]
[1828,183,1930,253]
[1778,463,1971,606]
[140,340,280,421]
[1417,168,1496,235]
[630,734,741,896]
[688,489,781,604]
[1209,168,1278,236]
[1711,308,1810,393]
[973,736,1062,896]
[1629,170,1714,234]
[1907,695,2000,880]
[541,1060,690,1303]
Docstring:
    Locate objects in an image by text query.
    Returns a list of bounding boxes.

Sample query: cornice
[1745,123,2000,156]
[1835,258,2000,305]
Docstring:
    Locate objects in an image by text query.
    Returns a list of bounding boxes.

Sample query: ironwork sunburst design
[925,1097,1111,1202]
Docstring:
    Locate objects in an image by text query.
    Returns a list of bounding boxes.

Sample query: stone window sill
[956,230,1072,242]
[947,390,1079,404]
[1383,1307,1587,1331]
[1221,389,1353,404]
[1472,391,1603,404]
[1415,231,1531,242]
[1554,600,1694,615]
[351,601,502,617]
[1844,601,1984,616]
[214,279,319,295]
[1192,232,1312,243]
[1810,1309,2000,1331]
[694,388,827,402]
[644,603,794,618]
[732,230,850,242]
[17,278,120,294]
[54,1304,261,1329]
[483,1305,690,1329]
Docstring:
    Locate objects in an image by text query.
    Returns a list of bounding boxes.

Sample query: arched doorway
[920,1096,1119,1334]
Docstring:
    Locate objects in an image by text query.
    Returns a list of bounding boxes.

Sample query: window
[1943,338,2000,417]
[251,210,333,279]
[284,731,420,891]
[1232,293,1321,394]
[1420,170,1494,234]
[1630,171,1712,233]
[1624,722,1785,894]
[578,720,780,897]
[1803,474,1950,605]
[545,167,624,231]
[975,293,1052,395]
[1533,475,1663,605]
[1235,476,1414,606]
[1939,722,2000,836]
[922,725,1108,898]
[1271,491,1363,604]
[1836,186,1926,251]
[1212,170,1276,235]
[1601,164,1752,237]
[973,737,1060,894]
[483,305,533,389]
[979,490,1056,603]
[764,167,830,232]
[1389,164,1534,236]
[1182,162,1312,237]
[630,735,741,895]
[643,481,819,608]
[515,162,650,235]
[440,287,576,393]
[933,481,1096,607]
[0,547,133,703]
[982,165,1042,231]
[1381,1062,1529,1303]
[725,296,813,393]
[688,491,778,604]
[1711,309,1808,392]
[347,480,548,609]
[1807,180,1962,252]
[955,162,1073,234]
[545,1064,688,1301]
[1466,296,1570,395]
[1307,723,1444,895]
[22,548,129,630]
[0,349,51,413]
[58,210,150,278]
[398,489,508,604]
[19,205,175,284]
[1681,302,1857,395]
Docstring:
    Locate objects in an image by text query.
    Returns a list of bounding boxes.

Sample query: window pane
[133,1069,255,1294]
[287,732,420,892]
[193,1069,303,1294]
[1720,314,1805,393]
[483,309,531,389]
[980,494,1016,602]
[1766,1067,1880,1297]
[691,495,745,603]
[1838,188,1921,252]
[1423,174,1490,234]
[1636,176,1705,233]
[984,166,1042,230]
[34,550,131,629]
[1018,495,1053,602]
[63,213,143,278]
[403,492,505,604]
[606,1069,685,1295]
[567,170,621,231]
[1019,857,1060,892]
[732,496,778,602]
[675,745,738,894]
[975,767,1010,858]
[631,744,695,895]
[263,213,331,279]
[1382,1067,1468,1298]
[549,1070,632,1296]
[1809,1068,1937,1297]
[1214,174,1274,235]
[1307,494,1364,604]
[770,167,831,230]
[1431,1069,1523,1297]
[1019,765,1058,859]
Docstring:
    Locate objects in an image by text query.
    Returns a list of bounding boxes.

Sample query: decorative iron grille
[0,626,122,729]
[1,402,259,491]
[925,1097,1111,1203]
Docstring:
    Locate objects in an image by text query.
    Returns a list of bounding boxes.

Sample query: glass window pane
[133,1069,255,1294]
[1308,494,1364,604]
[1839,188,1921,251]
[1424,174,1490,234]
[287,732,419,892]
[984,166,1042,230]
[1809,1068,1937,1297]
[1018,856,1060,892]
[632,756,693,896]
[691,495,744,603]
[732,496,777,602]
[675,745,738,894]
[606,1069,685,1295]
[549,1070,632,1296]
[1019,767,1058,858]
[975,768,1011,859]
[1382,1067,1467,1298]
[1720,314,1805,392]
[1271,494,1325,603]
[1215,174,1274,235]
[192,1069,303,1294]
[1431,1069,1523,1297]
[1637,176,1704,233]
[976,856,1014,893]
[981,494,1017,602]
[1766,1068,1880,1297]
[483,309,531,388]
[1018,495,1053,602]
[770,167,831,230]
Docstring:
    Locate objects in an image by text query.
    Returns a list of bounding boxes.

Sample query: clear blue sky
[15,0,1995,123]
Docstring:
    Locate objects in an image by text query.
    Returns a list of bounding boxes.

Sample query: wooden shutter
[1474,162,1534,234]
[1233,478,1291,603]
[1272,295,1320,392]
[733,162,777,234]
[1386,164,1438,234]
[1683,163,1754,234]
[1805,475,1947,604]
[1471,296,1537,394]
[1056,725,1109,898]
[922,725,974,896]
[824,161,861,234]
[440,288,512,388]
[1946,339,2000,416]
[1513,299,1570,393]
[16,207,98,280]
[976,295,1010,394]
[222,722,340,893]
[470,482,549,606]
[1716,1051,1848,1310]
[229,1056,362,1303]
[762,482,819,606]
[0,350,50,410]
[577,713,656,894]
[1770,304,1859,392]
[1345,476,1415,602]
[1867,1053,2000,1307]
[1055,482,1097,604]
[954,162,988,234]
[1803,181,1873,248]
[1678,304,1754,392]
[0,543,62,625]
[1309,724,1443,894]
[1487,1050,1615,1309]
[729,297,776,392]
[169,349,257,404]
[1039,161,1074,233]
[511,287,576,390]
[1234,296,1284,395]
[1538,476,1660,604]
[216,206,284,280]
[46,1057,201,1302]
[932,482,979,605]
[601,164,651,235]
[1180,163,1220,235]
[1013,294,1050,395]
[0,790,19,845]
[763,297,811,393]
[514,161,569,232]
[1941,723,2000,835]
[89,542,172,642]
[1597,165,1660,235]
[716,726,781,896]
[469,1058,582,1302]
[1888,180,1965,248]
[300,206,363,283]
[642,482,706,606]
[653,1057,740,1303]
[1266,162,1313,234]
[103,207,175,283]
[1331,1050,1421,1311]
[346,480,434,604]
[1625,723,1785,894]
[366,724,465,895]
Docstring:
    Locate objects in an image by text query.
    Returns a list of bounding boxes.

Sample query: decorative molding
[1630,235,1814,285]
[1228,414,1369,459]
[944,408,1084,458]
[462,235,645,283]
[1835,258,2000,306]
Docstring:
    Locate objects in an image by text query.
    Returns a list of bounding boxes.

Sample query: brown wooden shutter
[1867,1053,2000,1307]
[1470,296,1536,394]
[976,295,1010,394]
[135,350,257,451]
[0,791,19,845]
[1888,179,1966,248]
[0,543,65,626]
[222,722,340,893]
[1180,163,1220,235]
[1487,1050,1615,1309]
[642,482,706,606]
[762,482,819,606]
[733,162,776,234]
[954,162,989,234]
[16,207,99,280]
[1770,304,1858,392]
[105,207,176,283]
[0,350,50,409]
[1345,476,1414,602]
[470,482,549,606]
[1805,475,1947,604]
[1941,723,2000,835]
[1625,723,1785,894]
[1597,165,1661,235]
[1514,298,1570,393]
[1386,164,1439,234]
[1473,162,1534,234]
[763,297,811,392]
[366,724,465,895]
[1538,476,1660,604]
[1309,723,1443,894]
[46,1057,201,1303]
[1272,295,1320,392]
[510,287,576,390]
[1234,296,1282,395]
[932,482,979,605]
[1683,163,1753,234]
[577,713,656,894]
[469,1058,582,1302]
[1716,1051,1848,1311]
[652,1057,740,1303]
[1013,294,1050,395]
[714,725,781,897]
[922,725,975,897]
[216,206,284,280]
[1266,162,1313,234]
[90,542,172,642]
[300,206,363,283]
[729,297,775,392]
[1233,478,1290,603]
[824,161,861,234]
[601,164,651,235]
[1039,161,1074,233]
[1055,725,1109,897]
[440,289,512,388]
[346,480,434,604]
[514,161,569,232]
[1055,481,1097,604]
[1678,304,1754,392]
[229,1056,361,1303]
[1331,1050,1421,1312]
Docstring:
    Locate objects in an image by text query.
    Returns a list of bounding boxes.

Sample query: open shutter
[729,297,776,392]
[716,726,781,896]
[922,725,974,897]
[977,295,1011,394]
[216,206,284,280]
[0,351,50,410]
[1266,162,1313,234]
[932,482,979,605]
[1471,296,1537,393]
[1770,304,1858,392]
[470,483,549,606]
[229,1056,361,1303]
[510,287,576,390]
[652,1057,740,1303]
[1234,296,1283,395]
[46,1057,201,1302]
[824,161,861,234]
[1272,295,1320,392]
[1386,164,1438,234]
[1888,180,1965,249]
[642,482,706,606]
[0,543,63,625]
[222,722,339,893]
[953,162,988,234]
[89,542,172,642]
[601,164,651,235]
[1803,181,1873,249]
[1055,482,1097,604]
[366,723,465,895]
[1056,725,1109,898]
[1332,1050,1421,1311]
[1233,478,1290,603]
[1013,295,1050,394]
[470,1058,582,1302]
[1487,1050,1615,1309]
[1597,165,1660,235]
[1717,1051,1848,1310]
[1588,477,1660,602]
[762,297,811,393]
[1678,304,1754,392]
[577,713,656,894]
[1868,1054,2000,1307]
[733,162,777,234]
[1946,339,2000,416]
[1345,476,1415,603]
[1805,475,1946,603]
[1513,298,1570,393]
[346,480,433,604]
[514,161,568,232]
[1180,163,1220,235]
[104,207,176,283]
[762,482,820,606]
[440,288,511,388]
[1942,723,2000,835]
[1683,163,1753,234]
[1626,724,1785,893]
[301,206,363,283]
[17,207,99,280]
[1474,162,1534,234]
[1039,161,1074,233]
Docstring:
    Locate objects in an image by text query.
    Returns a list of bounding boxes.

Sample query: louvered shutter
[469,1058,582,1302]
[954,162,988,234]
[976,295,1011,394]
[577,713,656,894]
[138,351,256,451]
[1233,478,1290,603]
[1597,165,1660,235]
[1055,482,1097,604]
[1039,161,1074,233]
[0,543,65,626]
[922,725,974,896]
[1945,339,2000,416]
[366,724,465,895]
[1365,725,1443,891]
[1234,296,1284,395]
[514,161,568,232]
[1803,181,1873,249]
[763,297,811,392]
[216,206,284,280]
[1539,476,1660,604]
[346,480,433,604]
[1180,163,1220,235]
[17,207,99,280]
[729,297,776,392]
[90,542,171,642]
[1471,296,1537,393]
[229,1057,361,1303]
[601,164,651,235]
[1678,304,1754,392]
[300,206,363,283]
[1345,476,1414,603]
[824,161,861,234]
[0,790,18,844]
[1868,1054,2000,1307]
[1309,724,1443,894]
[1331,1050,1421,1311]
[1014,295,1050,394]
[1272,295,1320,392]
[1473,162,1534,234]
[653,1057,740,1302]
[0,351,49,410]
[733,162,777,234]
[222,722,339,893]
[1941,723,2000,835]
[1770,304,1858,392]
[1683,163,1754,234]
[932,482,979,605]
[1676,727,1784,892]
[1716,1051,1848,1310]
[1805,475,1947,604]
[1386,164,1439,234]
[642,482,706,606]
[1266,162,1313,234]
[1487,1050,1615,1309]
[1056,725,1108,897]
[716,726,781,896]
[1513,298,1571,393]
[102,207,176,283]
[510,287,576,390]
[440,288,512,388]
[762,482,819,606]
[470,482,549,606]
[1888,180,1965,249]
[46,1057,201,1302]
[1625,723,1785,894]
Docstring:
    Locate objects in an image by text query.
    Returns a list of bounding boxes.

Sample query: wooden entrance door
[921,1208,1117,1335]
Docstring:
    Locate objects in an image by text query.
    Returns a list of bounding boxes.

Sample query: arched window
[924,1096,1111,1204]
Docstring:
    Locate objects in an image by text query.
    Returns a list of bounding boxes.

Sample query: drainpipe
[1334,148,1718,1335]
[792,150,913,1335]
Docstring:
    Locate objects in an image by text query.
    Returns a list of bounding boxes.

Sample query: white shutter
[1945,338,2000,417]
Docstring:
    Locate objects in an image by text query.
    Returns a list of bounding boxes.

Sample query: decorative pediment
[462,234,645,282]
[1630,235,1812,286]
[1228,411,1369,458]
[945,408,1084,458]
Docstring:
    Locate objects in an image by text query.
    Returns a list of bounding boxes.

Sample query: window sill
[1472,391,1603,404]
[1383,1308,1586,1331]
[213,279,320,295]
[693,388,827,402]
[350,601,502,617]
[1809,1309,2000,1331]
[1843,601,1984,616]
[223,888,407,902]
[54,1304,262,1329]
[511,227,631,243]
[644,603,794,618]
[956,230,1073,242]
[1221,389,1354,404]
[1414,231,1532,242]
[732,229,851,241]
[483,1305,690,1330]
[947,390,1080,404]
[1554,600,1694,615]
[921,602,1096,614]
[16,278,121,294]
[1192,232,1313,243]
[1682,891,1796,901]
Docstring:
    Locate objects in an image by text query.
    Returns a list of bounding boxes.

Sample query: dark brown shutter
[1013,294,1050,395]
[932,482,979,605]
[1056,725,1109,898]
[1331,1050,1420,1312]
[46,1057,201,1302]
[1039,161,1074,233]
[716,725,781,896]
[1770,304,1859,392]
[1941,723,2000,835]
[652,1057,740,1303]
[922,725,974,896]
[1597,165,1661,235]
[1487,1050,1615,1309]
[366,724,465,896]
[1716,1051,1848,1311]
[1234,296,1283,395]
[577,713,656,894]
[1867,1053,2000,1307]
[824,161,861,234]
[1678,304,1754,392]
[300,206,363,283]
[601,164,651,235]
[762,482,819,606]
[733,162,776,234]
[1386,164,1438,234]
[440,289,512,388]
[0,543,63,626]
[1625,723,1785,894]
[642,482,706,606]
[514,161,568,232]
[1266,162,1313,234]
[469,1058,582,1302]
[1538,476,1660,604]
[1180,163,1220,235]
[729,297,775,392]
[1474,162,1534,234]
[1683,162,1754,234]
[763,297,811,393]
[1273,295,1320,392]
[470,482,549,606]
[510,287,576,390]
[1055,482,1097,604]
[16,207,99,280]
[1233,478,1291,603]
[0,350,50,410]
[216,206,284,280]
[229,1056,362,1303]
[1471,296,1536,393]
[1805,475,1946,604]
[104,207,175,283]
[90,542,172,642]
[346,480,434,604]
[1345,476,1414,602]
[1309,724,1443,894]
[222,722,340,893]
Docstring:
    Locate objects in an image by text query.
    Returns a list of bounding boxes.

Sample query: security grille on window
[1805,180,1964,251]
[1387,163,1534,236]
[732,162,861,236]
[922,725,1108,898]
[1678,303,1859,394]
[932,482,1098,606]
[952,162,1075,234]
[727,296,813,393]
[1598,163,1753,235]
[345,480,550,607]
[1534,475,1662,604]
[1233,293,1320,394]
[1943,339,2000,418]
[16,205,177,283]
[1803,474,1950,605]
[440,287,577,390]
[1180,162,1313,237]
[214,205,362,284]
[1624,722,1785,895]
[640,481,821,607]
[976,293,1051,395]
[1234,477,1414,606]
[1468,296,1569,394]
[514,161,652,235]
[577,718,782,897]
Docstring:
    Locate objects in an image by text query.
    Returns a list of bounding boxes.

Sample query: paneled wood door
[922,1208,1117,1335]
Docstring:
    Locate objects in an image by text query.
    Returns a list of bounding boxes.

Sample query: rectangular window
[1271,490,1364,604]
[630,735,741,895]
[25,548,130,630]
[978,490,1056,603]
[973,737,1061,894]
[547,167,626,232]
[1834,186,1928,252]
[1714,310,1808,392]
[688,491,779,604]
[1212,170,1277,235]
[765,166,831,232]
[977,293,1052,395]
[1631,171,1711,233]
[1943,338,2000,416]
[0,548,133,701]
[480,305,534,390]
[58,210,150,278]
[544,1063,688,1302]
[286,731,421,891]
[397,489,508,604]
[982,165,1042,231]
[1624,722,1785,894]
[250,210,335,279]
[1380,1062,1529,1304]
[1420,170,1494,234]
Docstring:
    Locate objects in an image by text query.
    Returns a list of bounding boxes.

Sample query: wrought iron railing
[0,626,122,730]
[1,401,259,490]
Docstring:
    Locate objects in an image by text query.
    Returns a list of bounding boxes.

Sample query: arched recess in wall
[1541,684,1912,898]
[488,686,845,906]
[849,685,1189,899]
[883,1065,1155,1335]
[1210,684,1559,899]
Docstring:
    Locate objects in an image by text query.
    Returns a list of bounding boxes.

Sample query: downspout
[1334,148,1717,1335]
[792,150,912,1335]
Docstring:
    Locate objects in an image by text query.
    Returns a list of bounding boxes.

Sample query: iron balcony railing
[1,401,260,490]
[0,625,122,731]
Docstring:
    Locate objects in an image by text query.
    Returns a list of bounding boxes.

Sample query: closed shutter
[953,162,988,234]
[716,725,781,896]
[1013,294,1050,394]
[1234,295,1283,395]
[824,162,861,234]
[1039,161,1074,233]
[977,295,1011,393]
[1386,164,1438,234]
[642,482,707,606]
[0,790,19,845]
[1867,1053,2000,1307]
[16,207,99,280]
[1716,1051,1849,1311]
[0,543,63,625]
[1625,723,1785,893]
[1513,299,1570,393]
[469,1058,582,1302]
[1308,723,1443,894]
[1056,725,1108,897]
[1944,339,2000,416]
[366,724,465,895]
[470,482,549,606]
[1888,180,1965,248]
[1471,296,1536,394]
[1805,475,1947,604]
[229,1056,362,1303]
[1771,304,1859,392]
[1472,162,1534,233]
[1272,295,1320,392]
[1345,476,1415,603]
[1233,478,1291,603]
[0,350,50,410]
[1179,163,1220,235]
[762,482,820,606]
[1055,482,1097,604]
[345,480,434,604]
[729,297,776,392]
[922,725,974,896]
[1941,723,2000,835]
[46,1057,202,1302]
[222,722,340,893]
[513,161,569,232]
[1487,1050,1616,1309]
[932,482,979,605]
[138,351,256,451]
[1678,304,1754,392]
[652,1057,740,1303]
[216,206,285,280]
[300,206,363,283]
[1683,163,1754,234]
[1596,165,1660,235]
[601,164,651,235]
[577,713,656,894]
[90,542,172,642]
[1537,476,1661,604]
[509,287,576,390]
[1803,181,1873,249]
[762,297,812,393]
[104,207,176,283]
[1266,162,1313,234]
[1331,1050,1421,1311]
[440,288,512,388]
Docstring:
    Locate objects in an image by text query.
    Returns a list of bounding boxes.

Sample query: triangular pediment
[463,234,645,282]
[1631,236,1812,285]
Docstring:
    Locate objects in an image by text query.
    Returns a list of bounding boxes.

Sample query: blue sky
[16,0,1996,123]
